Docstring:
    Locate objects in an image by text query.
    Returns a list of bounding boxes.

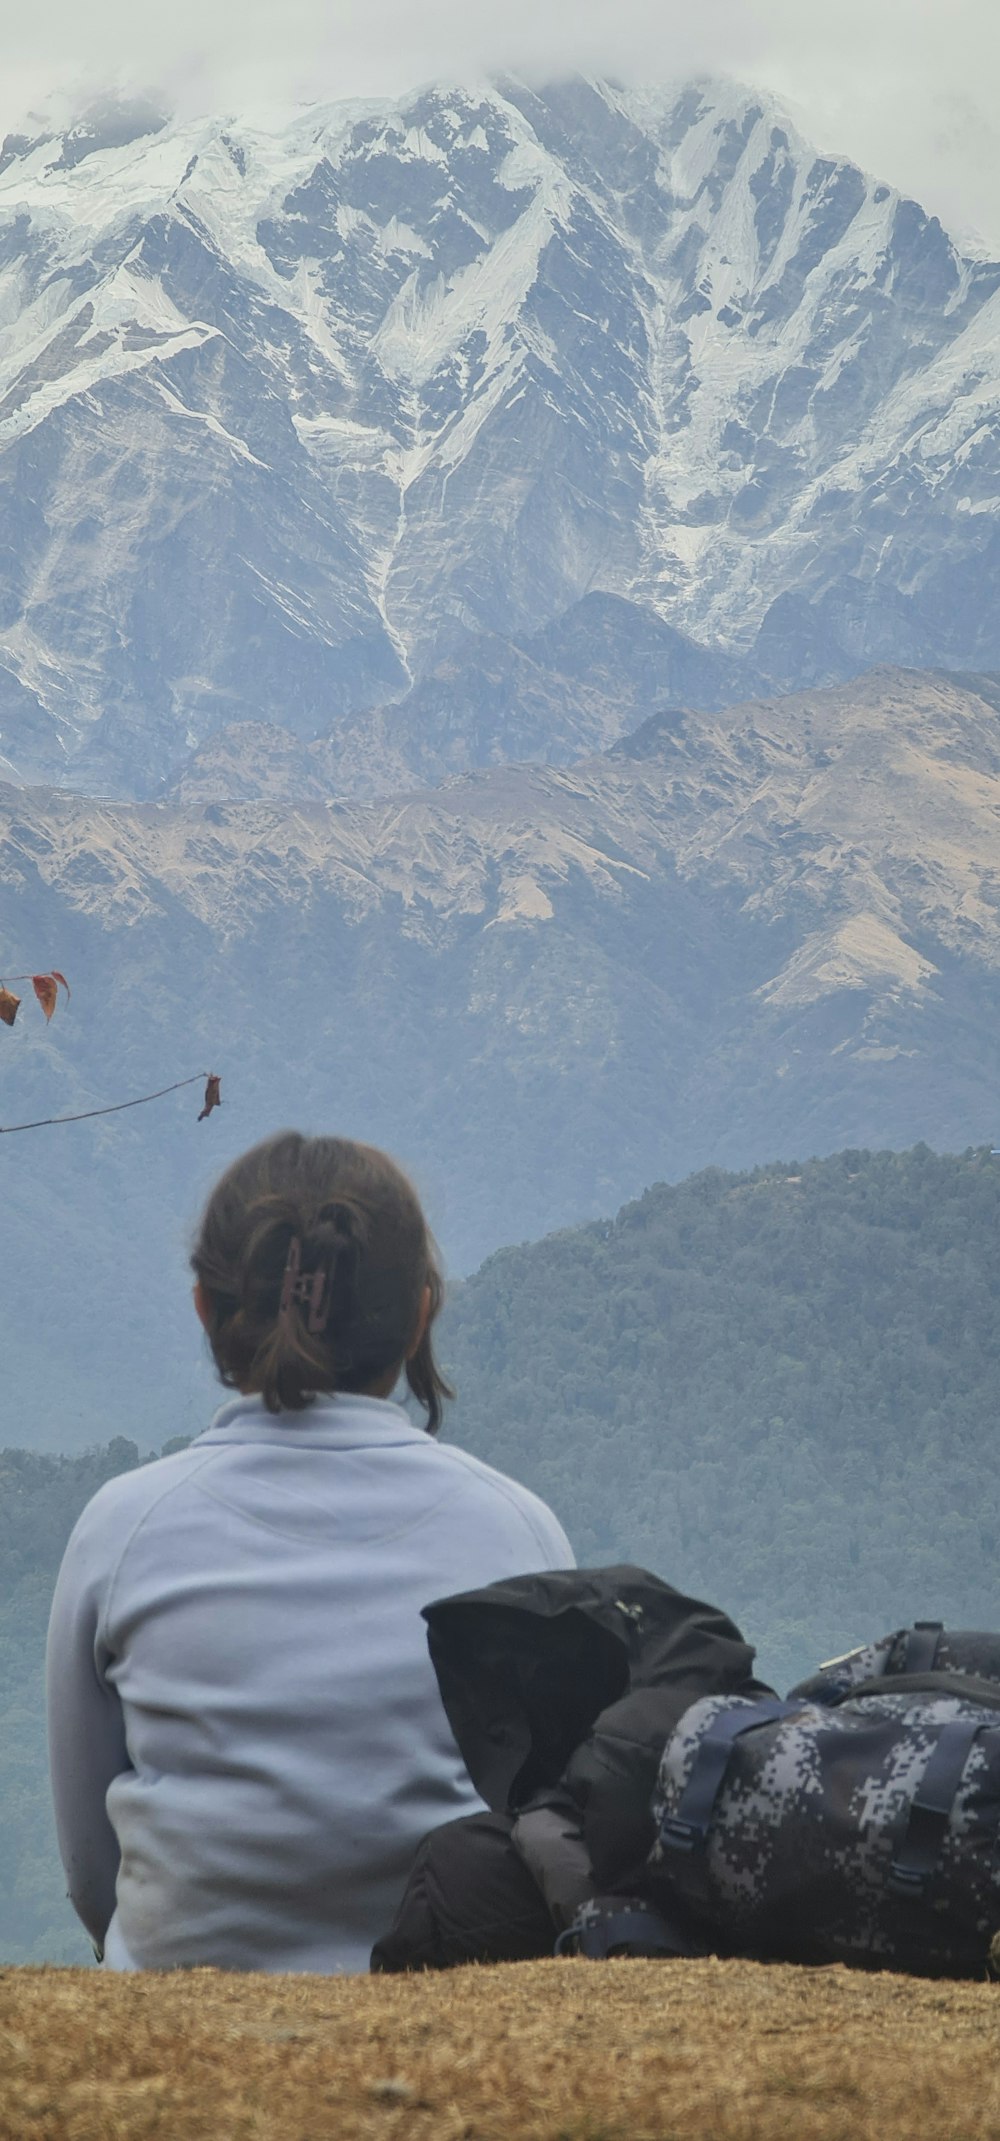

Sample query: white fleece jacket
[46,1393,573,1974]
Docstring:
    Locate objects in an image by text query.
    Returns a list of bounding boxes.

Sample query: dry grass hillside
[2,1956,998,2141]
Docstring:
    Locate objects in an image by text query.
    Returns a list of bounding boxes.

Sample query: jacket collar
[194,1391,432,1451]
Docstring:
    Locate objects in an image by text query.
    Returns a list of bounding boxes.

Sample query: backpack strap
[555,1897,694,1959]
[846,1672,1000,1711]
[900,1622,944,1674]
[659,1698,805,1851]
[888,1718,995,1898]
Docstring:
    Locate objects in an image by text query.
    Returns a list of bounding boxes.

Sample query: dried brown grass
[1,1955,997,2141]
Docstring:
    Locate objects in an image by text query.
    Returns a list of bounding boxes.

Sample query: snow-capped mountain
[1,78,999,797]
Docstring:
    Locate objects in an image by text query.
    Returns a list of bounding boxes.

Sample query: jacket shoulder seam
[432,1444,567,1558]
[101,1450,229,1633]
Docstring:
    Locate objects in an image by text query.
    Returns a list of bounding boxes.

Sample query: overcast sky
[6,0,1000,249]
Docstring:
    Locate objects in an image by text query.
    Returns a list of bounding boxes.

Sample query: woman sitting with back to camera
[46,1132,572,1973]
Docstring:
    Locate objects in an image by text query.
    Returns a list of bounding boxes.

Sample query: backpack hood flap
[422,1586,629,1810]
[422,1566,767,1816]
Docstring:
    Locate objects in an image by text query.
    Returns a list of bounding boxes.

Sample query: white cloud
[4,0,1000,247]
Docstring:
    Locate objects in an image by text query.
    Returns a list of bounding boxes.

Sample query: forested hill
[444,1144,1000,1692]
[3,1142,1000,1962]
[0,1437,167,1963]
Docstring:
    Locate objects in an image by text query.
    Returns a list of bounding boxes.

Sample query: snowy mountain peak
[0,90,170,179]
[1,76,999,797]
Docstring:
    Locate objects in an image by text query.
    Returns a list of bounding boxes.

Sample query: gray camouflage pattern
[650,1678,1000,1975]
[791,1627,1000,1702]
[797,1632,898,1694]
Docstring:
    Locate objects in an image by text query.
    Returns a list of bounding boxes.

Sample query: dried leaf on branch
[31,971,71,1021]
[0,969,71,1025]
[1,1069,221,1136]
[198,1074,222,1121]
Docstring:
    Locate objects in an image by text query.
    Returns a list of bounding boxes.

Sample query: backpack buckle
[659,1815,699,1851]
[555,1899,688,1960]
[888,1860,928,1898]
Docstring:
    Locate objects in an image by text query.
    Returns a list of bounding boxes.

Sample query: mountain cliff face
[3,665,999,1448]
[2,80,1000,796]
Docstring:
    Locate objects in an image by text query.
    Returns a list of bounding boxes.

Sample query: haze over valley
[3,660,1000,1445]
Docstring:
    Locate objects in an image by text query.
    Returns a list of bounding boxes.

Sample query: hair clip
[279,1235,331,1335]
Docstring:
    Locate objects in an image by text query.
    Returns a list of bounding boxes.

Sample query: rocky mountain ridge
[2,79,1000,796]
[5,664,998,985]
[3,662,999,1457]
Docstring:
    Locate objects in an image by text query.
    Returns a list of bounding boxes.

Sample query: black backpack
[648,1621,1000,1978]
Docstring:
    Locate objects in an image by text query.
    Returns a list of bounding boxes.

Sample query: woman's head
[191,1132,451,1429]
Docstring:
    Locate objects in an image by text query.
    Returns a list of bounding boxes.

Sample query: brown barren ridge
[1,1956,998,2141]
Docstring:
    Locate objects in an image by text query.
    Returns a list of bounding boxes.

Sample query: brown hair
[191,1131,452,1429]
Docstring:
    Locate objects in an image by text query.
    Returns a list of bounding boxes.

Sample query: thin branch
[0,1073,210,1135]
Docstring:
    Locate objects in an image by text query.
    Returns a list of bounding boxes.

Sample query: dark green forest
[4,1143,1000,1962]
[0,1436,194,1965]
[443,1144,1000,1691]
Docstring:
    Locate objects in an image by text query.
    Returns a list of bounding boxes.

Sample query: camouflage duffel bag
[648,1621,1000,1977]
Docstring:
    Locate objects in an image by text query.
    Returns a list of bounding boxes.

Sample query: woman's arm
[46,1506,130,1952]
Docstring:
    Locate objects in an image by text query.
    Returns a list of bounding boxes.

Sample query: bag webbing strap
[888,1718,991,1898]
[659,1698,804,1852]
[555,1902,690,1960]
[847,1672,1000,1711]
[900,1622,944,1675]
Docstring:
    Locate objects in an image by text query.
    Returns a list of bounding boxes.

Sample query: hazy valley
[1,664,999,1447]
